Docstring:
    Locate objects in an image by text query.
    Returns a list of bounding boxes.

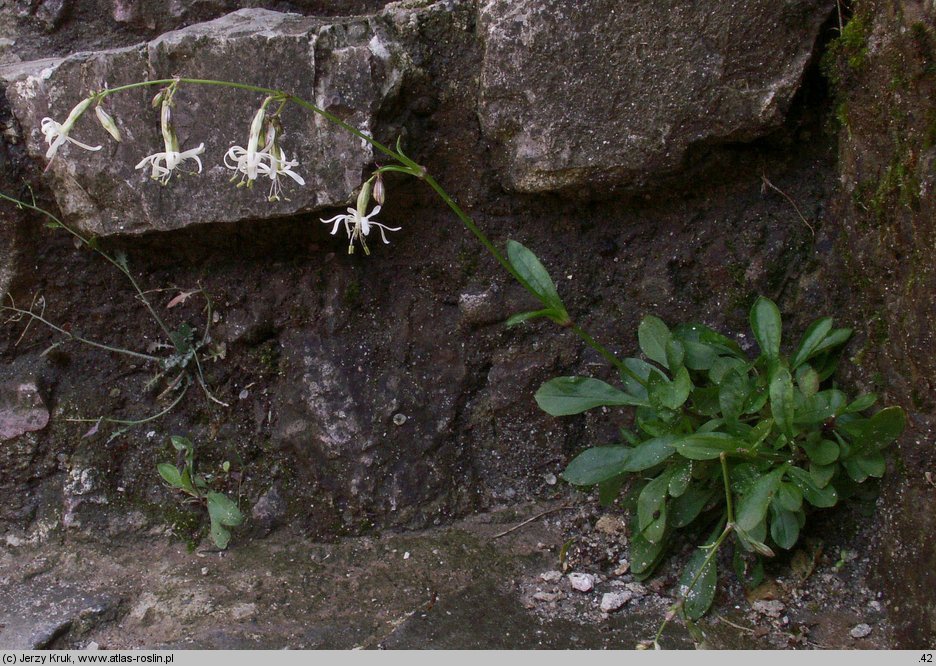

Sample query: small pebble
[752,600,785,618]
[533,591,562,603]
[568,572,595,592]
[540,570,563,583]
[200,567,208,576]
[613,560,631,576]
[393,413,407,426]
[850,623,872,639]
[595,516,626,535]
[543,473,557,486]
[403,551,410,560]
[84,642,100,651]
[239,389,249,400]
[600,591,634,613]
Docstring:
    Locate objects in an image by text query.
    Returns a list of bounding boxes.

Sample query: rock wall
[822,0,936,645]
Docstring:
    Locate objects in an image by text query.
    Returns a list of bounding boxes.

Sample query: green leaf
[718,370,748,423]
[790,317,833,369]
[769,365,795,438]
[638,315,672,368]
[535,376,647,416]
[206,492,243,550]
[562,446,632,486]
[810,327,853,358]
[648,367,692,411]
[795,365,820,398]
[506,240,568,319]
[709,356,746,385]
[681,341,718,371]
[598,475,626,506]
[677,530,719,620]
[630,531,667,577]
[750,297,782,360]
[845,394,877,413]
[668,460,692,497]
[665,339,686,372]
[620,357,666,398]
[736,469,783,532]
[769,504,800,550]
[505,308,557,327]
[843,452,886,482]
[171,436,192,452]
[210,522,232,550]
[637,472,671,543]
[802,437,839,465]
[788,467,838,508]
[861,406,906,450]
[776,482,803,512]
[673,323,746,359]
[623,436,677,472]
[670,485,716,528]
[673,432,744,460]
[809,463,836,488]
[207,492,244,527]
[795,389,848,425]
[157,463,184,489]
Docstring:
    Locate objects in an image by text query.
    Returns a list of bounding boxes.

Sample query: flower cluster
[40,85,402,253]
[223,97,304,201]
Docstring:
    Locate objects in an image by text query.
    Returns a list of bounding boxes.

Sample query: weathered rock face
[477,0,836,193]
[0,8,403,235]
[821,0,936,645]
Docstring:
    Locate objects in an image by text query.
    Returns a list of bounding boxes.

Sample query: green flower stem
[66,382,189,425]
[720,451,735,524]
[3,304,161,362]
[0,192,173,340]
[82,79,636,382]
[654,515,733,648]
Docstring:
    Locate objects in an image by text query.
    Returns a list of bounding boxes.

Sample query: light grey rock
[477,0,835,193]
[568,572,595,592]
[600,590,634,613]
[850,623,872,639]
[0,8,404,236]
[0,381,49,440]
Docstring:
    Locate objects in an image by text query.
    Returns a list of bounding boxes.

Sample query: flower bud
[356,179,373,216]
[373,173,386,206]
[94,105,122,142]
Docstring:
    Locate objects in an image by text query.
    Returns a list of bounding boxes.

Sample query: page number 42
[921,655,933,663]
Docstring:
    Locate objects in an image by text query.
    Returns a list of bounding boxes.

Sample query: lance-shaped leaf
[536,376,647,416]
[736,468,784,532]
[638,315,672,368]
[677,526,721,620]
[750,297,782,360]
[769,365,795,438]
[790,317,833,369]
[562,446,631,486]
[207,491,244,550]
[506,240,568,322]
[673,432,745,460]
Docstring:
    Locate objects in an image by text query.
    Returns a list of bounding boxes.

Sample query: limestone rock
[0,381,49,441]
[0,8,404,236]
[477,0,835,193]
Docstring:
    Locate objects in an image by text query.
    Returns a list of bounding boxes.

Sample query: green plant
[0,191,228,440]
[157,435,243,549]
[529,292,905,640]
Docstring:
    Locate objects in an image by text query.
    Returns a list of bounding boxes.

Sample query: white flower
[223,144,267,187]
[135,144,205,185]
[41,97,102,160]
[135,95,205,185]
[264,144,305,202]
[321,205,401,255]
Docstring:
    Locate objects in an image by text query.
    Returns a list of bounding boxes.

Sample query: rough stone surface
[0,380,49,440]
[0,8,404,235]
[477,0,835,192]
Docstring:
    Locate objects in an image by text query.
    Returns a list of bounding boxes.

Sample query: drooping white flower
[135,94,205,185]
[320,204,400,255]
[40,96,102,161]
[225,100,304,200]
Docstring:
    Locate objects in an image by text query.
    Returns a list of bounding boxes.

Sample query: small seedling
[157,435,243,549]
